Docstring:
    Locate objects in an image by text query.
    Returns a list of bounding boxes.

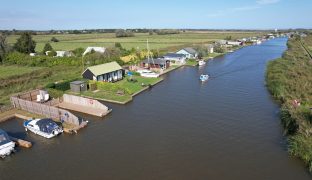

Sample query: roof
[182,47,197,55]
[143,58,168,65]
[70,81,86,85]
[163,53,186,58]
[84,61,122,76]
[83,47,106,56]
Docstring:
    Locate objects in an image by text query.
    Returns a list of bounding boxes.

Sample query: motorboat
[137,70,160,78]
[199,74,209,82]
[0,129,15,158]
[198,60,206,66]
[23,118,63,139]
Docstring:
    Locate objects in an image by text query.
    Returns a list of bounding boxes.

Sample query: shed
[70,81,87,93]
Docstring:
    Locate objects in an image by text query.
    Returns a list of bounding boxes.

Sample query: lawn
[79,76,163,104]
[7,31,265,52]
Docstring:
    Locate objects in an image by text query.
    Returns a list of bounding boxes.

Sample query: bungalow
[176,47,198,59]
[82,61,124,82]
[162,53,186,65]
[83,47,106,56]
[227,41,242,46]
[141,58,170,70]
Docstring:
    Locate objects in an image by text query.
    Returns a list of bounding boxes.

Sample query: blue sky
[0,0,311,30]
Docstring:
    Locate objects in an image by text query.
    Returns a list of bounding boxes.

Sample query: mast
[146,39,155,67]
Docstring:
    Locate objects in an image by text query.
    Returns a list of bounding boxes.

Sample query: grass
[6,31,265,52]
[79,76,163,104]
[0,65,82,106]
[185,59,198,66]
[266,34,312,171]
[0,65,43,79]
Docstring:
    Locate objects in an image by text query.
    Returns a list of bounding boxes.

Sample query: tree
[42,42,53,54]
[51,37,59,42]
[225,36,232,40]
[72,47,85,57]
[13,32,36,53]
[115,29,135,38]
[47,50,56,57]
[0,33,9,64]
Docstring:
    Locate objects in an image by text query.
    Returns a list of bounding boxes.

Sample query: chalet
[162,53,186,65]
[83,47,106,56]
[141,58,170,70]
[82,61,124,82]
[176,47,198,59]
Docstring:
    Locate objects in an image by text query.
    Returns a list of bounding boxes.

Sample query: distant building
[216,40,227,45]
[83,47,106,56]
[176,47,198,59]
[56,51,72,57]
[227,41,242,46]
[162,53,186,65]
[29,53,36,56]
[82,61,123,82]
[206,44,214,53]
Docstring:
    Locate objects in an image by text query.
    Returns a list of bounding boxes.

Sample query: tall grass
[266,35,312,171]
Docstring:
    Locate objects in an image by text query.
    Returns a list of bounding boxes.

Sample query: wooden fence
[10,96,79,126]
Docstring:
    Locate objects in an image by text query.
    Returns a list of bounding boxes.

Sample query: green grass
[7,31,265,52]
[0,65,82,106]
[80,76,162,103]
[0,65,43,79]
[185,59,198,66]
[266,35,312,171]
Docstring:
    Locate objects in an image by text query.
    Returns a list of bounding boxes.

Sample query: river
[1,38,311,180]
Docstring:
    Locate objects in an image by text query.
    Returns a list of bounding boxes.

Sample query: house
[141,58,170,70]
[206,44,214,53]
[162,53,186,65]
[83,47,106,56]
[56,51,72,57]
[176,47,198,59]
[82,61,124,82]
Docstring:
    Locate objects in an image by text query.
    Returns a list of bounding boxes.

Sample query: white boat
[137,70,160,78]
[23,118,63,139]
[198,60,206,66]
[199,74,209,82]
[0,129,15,158]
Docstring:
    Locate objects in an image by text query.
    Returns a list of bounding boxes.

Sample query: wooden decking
[57,102,111,117]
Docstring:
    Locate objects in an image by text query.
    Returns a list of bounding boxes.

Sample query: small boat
[198,60,206,66]
[0,129,15,158]
[24,118,63,139]
[137,70,160,78]
[199,74,209,82]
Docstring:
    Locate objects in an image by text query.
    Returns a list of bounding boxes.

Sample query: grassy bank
[266,35,312,170]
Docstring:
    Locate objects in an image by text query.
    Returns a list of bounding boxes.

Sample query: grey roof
[70,81,86,85]
[183,47,198,55]
[143,58,168,65]
[163,53,186,58]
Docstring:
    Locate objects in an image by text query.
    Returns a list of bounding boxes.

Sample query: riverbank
[266,35,312,171]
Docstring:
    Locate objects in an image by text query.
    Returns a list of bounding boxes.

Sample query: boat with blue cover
[199,74,209,82]
[0,129,15,158]
[23,118,63,139]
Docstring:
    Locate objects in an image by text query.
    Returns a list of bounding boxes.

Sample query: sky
[0,0,311,30]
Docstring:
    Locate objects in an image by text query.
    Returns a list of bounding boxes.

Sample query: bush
[115,29,135,38]
[51,37,59,42]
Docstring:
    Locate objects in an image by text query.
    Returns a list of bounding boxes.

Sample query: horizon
[1,0,312,30]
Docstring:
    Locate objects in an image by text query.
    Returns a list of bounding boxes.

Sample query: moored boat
[198,60,206,66]
[0,129,15,158]
[23,118,63,139]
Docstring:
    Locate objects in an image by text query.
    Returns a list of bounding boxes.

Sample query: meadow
[6,31,265,52]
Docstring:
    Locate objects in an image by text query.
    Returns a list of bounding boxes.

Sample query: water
[1,38,311,180]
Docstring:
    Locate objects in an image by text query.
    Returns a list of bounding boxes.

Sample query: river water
[1,38,311,180]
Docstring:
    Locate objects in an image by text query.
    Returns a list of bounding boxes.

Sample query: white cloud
[256,0,281,5]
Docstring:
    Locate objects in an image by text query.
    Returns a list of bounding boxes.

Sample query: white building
[83,47,106,56]
[176,47,198,59]
[56,51,72,57]
[162,53,186,65]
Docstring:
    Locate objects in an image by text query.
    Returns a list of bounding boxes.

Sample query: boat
[199,74,209,82]
[137,70,160,78]
[0,129,15,158]
[198,60,206,66]
[23,118,63,139]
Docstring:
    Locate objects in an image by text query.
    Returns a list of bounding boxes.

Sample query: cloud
[256,0,281,5]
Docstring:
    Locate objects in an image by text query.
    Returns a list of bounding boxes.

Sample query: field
[6,31,265,52]
[0,65,43,79]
